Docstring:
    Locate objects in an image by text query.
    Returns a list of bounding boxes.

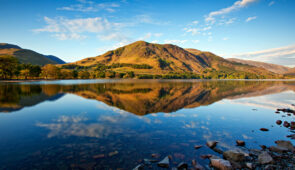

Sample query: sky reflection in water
[0,80,294,169]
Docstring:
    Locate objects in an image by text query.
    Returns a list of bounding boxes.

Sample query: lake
[0,79,295,169]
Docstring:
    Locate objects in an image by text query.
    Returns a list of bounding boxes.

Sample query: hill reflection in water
[1,80,295,114]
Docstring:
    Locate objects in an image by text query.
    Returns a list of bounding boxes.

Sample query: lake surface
[0,79,295,169]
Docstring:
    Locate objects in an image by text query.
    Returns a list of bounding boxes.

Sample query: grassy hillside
[227,58,292,74]
[69,41,277,79]
[0,43,65,65]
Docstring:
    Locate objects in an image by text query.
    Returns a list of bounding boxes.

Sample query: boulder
[223,150,245,162]
[210,158,233,170]
[258,152,273,164]
[260,128,269,131]
[283,121,290,128]
[206,141,218,148]
[157,156,170,168]
[269,146,288,153]
[275,140,295,151]
[191,160,205,170]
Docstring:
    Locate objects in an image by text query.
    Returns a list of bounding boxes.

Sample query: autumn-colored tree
[20,69,30,79]
[60,69,74,79]
[0,55,18,79]
[78,70,90,79]
[41,64,60,79]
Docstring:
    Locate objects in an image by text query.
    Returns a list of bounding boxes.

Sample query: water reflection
[0,80,295,169]
[1,80,295,114]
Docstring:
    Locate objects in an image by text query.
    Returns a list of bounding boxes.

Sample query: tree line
[0,55,284,80]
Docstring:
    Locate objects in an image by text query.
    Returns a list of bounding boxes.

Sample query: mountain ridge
[0,43,66,65]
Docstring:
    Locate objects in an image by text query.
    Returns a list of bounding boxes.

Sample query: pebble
[177,162,188,169]
[206,141,218,148]
[236,140,245,146]
[276,120,282,125]
[157,156,170,168]
[210,158,233,170]
[260,128,269,131]
[194,145,202,149]
[258,151,273,164]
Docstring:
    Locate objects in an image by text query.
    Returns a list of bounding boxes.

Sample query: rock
[275,111,280,114]
[246,162,254,169]
[157,156,170,168]
[291,122,295,128]
[276,120,282,125]
[210,158,233,170]
[275,140,295,151]
[236,140,245,146]
[258,152,273,164]
[212,147,223,154]
[206,141,218,148]
[260,145,267,150]
[283,121,290,128]
[260,128,269,131]
[200,154,212,159]
[191,160,205,170]
[177,162,188,169]
[194,145,202,149]
[92,154,105,159]
[108,151,118,157]
[133,164,144,170]
[223,150,245,162]
[286,134,295,139]
[151,153,160,158]
[269,146,288,153]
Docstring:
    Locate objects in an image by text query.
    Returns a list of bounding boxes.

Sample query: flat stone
[223,150,245,162]
[206,141,218,148]
[210,158,233,170]
[258,152,273,164]
[177,162,188,169]
[133,164,144,170]
[157,156,170,168]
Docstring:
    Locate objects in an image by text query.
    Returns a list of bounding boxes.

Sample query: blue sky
[1,0,295,66]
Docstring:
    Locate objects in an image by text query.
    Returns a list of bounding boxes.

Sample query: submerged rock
[206,141,218,148]
[191,160,205,170]
[157,156,170,168]
[223,150,245,162]
[260,128,269,131]
[276,120,282,125]
[236,140,245,146]
[194,145,202,149]
[283,121,290,128]
[258,152,273,164]
[210,158,232,170]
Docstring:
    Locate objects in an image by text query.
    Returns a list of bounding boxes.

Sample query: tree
[41,64,60,79]
[0,55,18,79]
[60,69,74,79]
[78,70,90,79]
[20,69,30,79]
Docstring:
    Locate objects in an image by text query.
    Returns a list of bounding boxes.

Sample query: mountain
[227,58,292,74]
[0,43,65,65]
[71,41,275,77]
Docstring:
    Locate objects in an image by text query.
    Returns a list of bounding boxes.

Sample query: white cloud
[192,40,200,44]
[230,44,295,67]
[184,28,199,35]
[246,16,257,22]
[140,32,163,40]
[57,0,120,12]
[269,1,275,6]
[223,37,229,41]
[34,16,125,41]
[205,0,258,24]
[164,40,187,44]
[192,20,199,25]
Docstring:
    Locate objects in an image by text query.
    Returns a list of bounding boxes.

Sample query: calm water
[0,79,295,169]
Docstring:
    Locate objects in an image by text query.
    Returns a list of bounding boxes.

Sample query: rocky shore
[133,107,295,170]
